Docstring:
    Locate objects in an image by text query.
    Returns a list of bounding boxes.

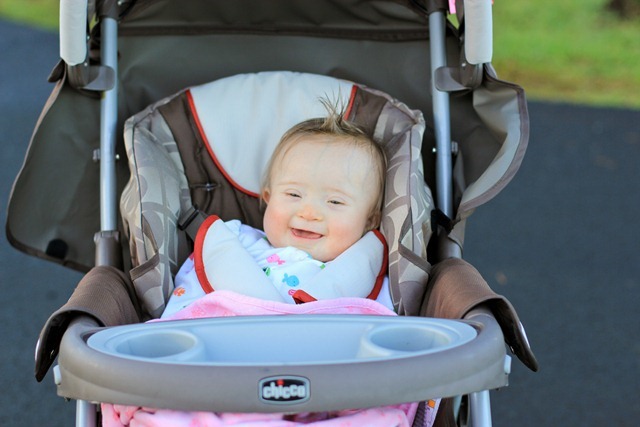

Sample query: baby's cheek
[262,210,283,246]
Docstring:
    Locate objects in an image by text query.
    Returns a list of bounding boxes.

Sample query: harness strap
[178,205,208,242]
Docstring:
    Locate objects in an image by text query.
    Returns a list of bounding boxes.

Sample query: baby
[261,107,385,263]
[161,103,391,317]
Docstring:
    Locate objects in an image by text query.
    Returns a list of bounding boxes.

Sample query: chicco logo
[259,376,310,404]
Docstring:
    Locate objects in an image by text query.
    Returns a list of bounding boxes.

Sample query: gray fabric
[458,71,529,216]
[120,95,193,318]
[122,0,429,36]
[6,72,102,271]
[371,94,433,314]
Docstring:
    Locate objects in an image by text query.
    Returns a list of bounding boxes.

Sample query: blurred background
[1,1,638,426]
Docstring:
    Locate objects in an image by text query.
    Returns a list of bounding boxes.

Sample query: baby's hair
[279,97,366,142]
[262,98,387,231]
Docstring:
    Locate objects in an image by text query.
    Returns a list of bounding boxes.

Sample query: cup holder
[357,324,474,359]
[94,329,205,362]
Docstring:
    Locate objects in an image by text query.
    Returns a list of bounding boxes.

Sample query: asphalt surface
[1,19,639,426]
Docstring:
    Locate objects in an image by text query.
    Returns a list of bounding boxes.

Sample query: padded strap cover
[195,216,386,303]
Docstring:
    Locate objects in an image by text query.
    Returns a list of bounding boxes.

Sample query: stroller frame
[8,1,537,426]
[85,2,496,422]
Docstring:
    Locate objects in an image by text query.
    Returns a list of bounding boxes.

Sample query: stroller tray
[55,314,511,412]
[88,315,477,364]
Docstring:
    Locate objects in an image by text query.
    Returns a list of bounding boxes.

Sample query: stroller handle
[464,0,493,65]
[60,0,87,65]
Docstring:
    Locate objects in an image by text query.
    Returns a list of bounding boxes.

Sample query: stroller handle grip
[464,0,493,65]
[60,0,88,65]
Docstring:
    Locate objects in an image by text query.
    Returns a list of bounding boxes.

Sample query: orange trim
[186,90,260,199]
[292,290,317,305]
[344,85,358,120]
[193,214,221,294]
[367,230,388,301]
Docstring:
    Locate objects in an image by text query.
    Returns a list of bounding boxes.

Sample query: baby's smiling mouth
[291,228,323,239]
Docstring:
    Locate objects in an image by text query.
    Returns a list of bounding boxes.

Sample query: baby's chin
[304,246,343,263]
[295,247,325,262]
[287,244,333,263]
[302,239,365,263]
[267,233,345,262]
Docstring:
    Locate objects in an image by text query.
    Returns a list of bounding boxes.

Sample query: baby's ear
[366,211,381,232]
[261,188,271,204]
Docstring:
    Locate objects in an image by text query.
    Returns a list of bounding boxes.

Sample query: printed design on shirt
[267,254,286,265]
[263,267,272,276]
[282,274,300,287]
[173,287,186,297]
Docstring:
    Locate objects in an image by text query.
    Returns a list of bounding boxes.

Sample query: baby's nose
[298,203,322,220]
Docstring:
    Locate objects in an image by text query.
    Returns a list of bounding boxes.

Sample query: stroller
[6,0,538,426]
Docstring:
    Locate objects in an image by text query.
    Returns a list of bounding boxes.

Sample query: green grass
[2,0,639,108]
[492,0,640,108]
[0,0,59,30]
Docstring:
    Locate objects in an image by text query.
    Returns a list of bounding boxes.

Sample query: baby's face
[262,136,379,262]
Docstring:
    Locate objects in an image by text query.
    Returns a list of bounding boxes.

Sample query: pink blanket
[102,291,419,426]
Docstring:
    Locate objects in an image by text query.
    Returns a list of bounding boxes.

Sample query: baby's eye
[328,200,344,206]
[286,192,301,198]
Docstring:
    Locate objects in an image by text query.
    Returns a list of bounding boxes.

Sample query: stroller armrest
[36,312,98,383]
[425,258,539,372]
[471,301,539,372]
[35,266,141,382]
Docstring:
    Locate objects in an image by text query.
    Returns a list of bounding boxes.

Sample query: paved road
[464,100,640,425]
[1,20,639,426]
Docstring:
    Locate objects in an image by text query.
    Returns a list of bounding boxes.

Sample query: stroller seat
[119,71,433,319]
[42,71,536,423]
